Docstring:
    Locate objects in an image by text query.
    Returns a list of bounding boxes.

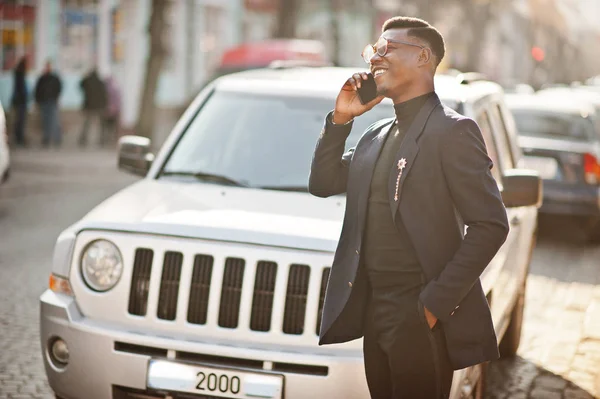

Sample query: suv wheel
[499,289,525,357]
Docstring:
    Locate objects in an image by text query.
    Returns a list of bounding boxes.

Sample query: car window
[475,111,503,182]
[489,104,515,170]
[160,91,392,189]
[511,110,596,142]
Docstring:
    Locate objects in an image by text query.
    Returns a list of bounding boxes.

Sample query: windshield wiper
[260,185,308,192]
[160,171,249,187]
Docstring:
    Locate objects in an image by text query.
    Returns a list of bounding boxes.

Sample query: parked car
[536,86,600,113]
[0,102,10,185]
[505,93,600,241]
[40,68,540,399]
[180,39,330,113]
[585,75,600,86]
[205,39,329,85]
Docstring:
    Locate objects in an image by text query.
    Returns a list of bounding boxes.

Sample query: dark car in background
[505,94,600,242]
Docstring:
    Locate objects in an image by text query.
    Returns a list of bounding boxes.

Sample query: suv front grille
[316,268,331,335]
[126,248,331,337]
[187,255,214,325]
[128,248,154,316]
[157,252,183,320]
[282,264,311,335]
[218,258,245,329]
[250,261,278,332]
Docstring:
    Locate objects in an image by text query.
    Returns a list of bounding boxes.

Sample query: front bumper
[40,290,369,399]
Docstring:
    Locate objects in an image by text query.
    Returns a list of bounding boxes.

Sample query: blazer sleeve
[308,111,355,197]
[419,118,510,322]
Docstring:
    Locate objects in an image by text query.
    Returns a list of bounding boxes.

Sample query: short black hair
[382,16,446,68]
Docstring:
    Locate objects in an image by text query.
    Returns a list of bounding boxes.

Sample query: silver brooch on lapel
[394,158,407,202]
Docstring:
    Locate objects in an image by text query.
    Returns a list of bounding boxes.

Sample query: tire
[499,289,525,358]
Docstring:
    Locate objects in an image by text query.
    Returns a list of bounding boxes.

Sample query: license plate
[521,156,559,180]
[147,359,284,399]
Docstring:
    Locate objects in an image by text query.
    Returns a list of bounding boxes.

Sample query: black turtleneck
[363,92,433,289]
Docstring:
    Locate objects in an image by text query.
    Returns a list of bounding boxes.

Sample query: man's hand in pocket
[424,305,438,330]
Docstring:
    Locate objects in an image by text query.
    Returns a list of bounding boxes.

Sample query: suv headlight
[80,240,123,292]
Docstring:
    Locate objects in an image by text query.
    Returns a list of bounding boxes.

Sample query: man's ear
[418,48,433,67]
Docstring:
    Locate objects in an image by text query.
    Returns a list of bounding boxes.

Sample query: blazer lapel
[388,94,442,224]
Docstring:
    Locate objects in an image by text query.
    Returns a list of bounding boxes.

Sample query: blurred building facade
[1,0,598,132]
[0,0,243,129]
[244,0,376,67]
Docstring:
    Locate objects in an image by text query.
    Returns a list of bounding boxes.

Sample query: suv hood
[71,179,345,252]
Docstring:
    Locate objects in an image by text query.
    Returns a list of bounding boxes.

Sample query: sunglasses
[361,37,426,64]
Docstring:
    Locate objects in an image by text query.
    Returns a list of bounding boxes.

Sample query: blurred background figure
[104,75,121,143]
[34,60,62,148]
[10,56,28,147]
[78,67,107,147]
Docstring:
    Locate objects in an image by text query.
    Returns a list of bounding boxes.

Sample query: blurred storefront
[0,0,36,71]
[244,0,376,68]
[0,0,37,107]
[117,0,243,128]
[0,0,243,130]
[0,0,113,109]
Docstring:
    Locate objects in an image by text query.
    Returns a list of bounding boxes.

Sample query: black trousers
[363,283,454,399]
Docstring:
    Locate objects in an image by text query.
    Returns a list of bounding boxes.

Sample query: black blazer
[309,94,510,370]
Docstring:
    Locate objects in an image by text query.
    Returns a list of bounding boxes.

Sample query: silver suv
[40,68,540,399]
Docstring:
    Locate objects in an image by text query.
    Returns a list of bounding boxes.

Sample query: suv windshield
[512,110,597,142]
[160,90,394,190]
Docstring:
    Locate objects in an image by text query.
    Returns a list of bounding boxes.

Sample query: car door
[472,100,522,338]
[490,100,538,314]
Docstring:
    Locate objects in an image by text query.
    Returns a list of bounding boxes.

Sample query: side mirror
[501,169,543,208]
[117,135,155,177]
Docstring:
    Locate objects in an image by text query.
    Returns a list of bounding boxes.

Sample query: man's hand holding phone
[333,72,385,125]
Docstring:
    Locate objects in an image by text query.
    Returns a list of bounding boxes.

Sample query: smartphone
[357,73,378,105]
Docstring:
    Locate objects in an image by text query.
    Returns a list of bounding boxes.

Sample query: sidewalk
[6,107,182,151]
[2,146,139,200]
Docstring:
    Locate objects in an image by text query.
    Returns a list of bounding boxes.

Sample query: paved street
[0,148,599,399]
[486,214,600,399]
[0,148,137,399]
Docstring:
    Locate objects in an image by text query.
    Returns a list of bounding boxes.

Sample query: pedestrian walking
[309,17,509,398]
[34,61,63,148]
[78,68,107,147]
[103,75,122,142]
[11,56,29,147]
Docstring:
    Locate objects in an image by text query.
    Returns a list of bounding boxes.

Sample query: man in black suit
[309,17,509,398]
